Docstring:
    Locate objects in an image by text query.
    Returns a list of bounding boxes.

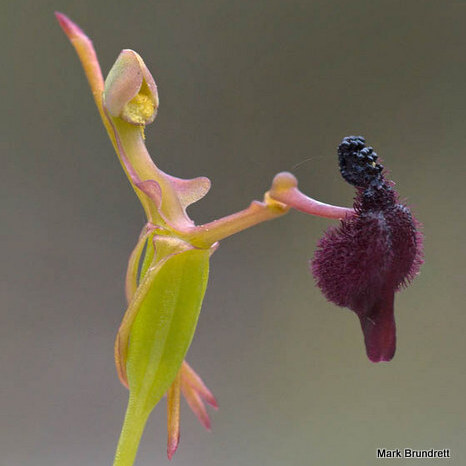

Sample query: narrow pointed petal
[357,290,396,362]
[181,381,211,431]
[167,371,182,460]
[181,362,218,408]
[55,12,85,38]
[55,13,106,119]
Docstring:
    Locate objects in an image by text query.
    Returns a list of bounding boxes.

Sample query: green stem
[113,395,150,466]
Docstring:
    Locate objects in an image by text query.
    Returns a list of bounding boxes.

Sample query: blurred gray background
[2,1,465,465]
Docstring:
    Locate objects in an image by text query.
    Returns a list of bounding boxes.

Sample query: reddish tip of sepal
[206,395,219,410]
[198,389,218,410]
[54,12,84,38]
[203,415,212,432]
[167,434,180,461]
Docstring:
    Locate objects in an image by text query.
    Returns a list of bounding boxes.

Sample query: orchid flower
[55,12,421,466]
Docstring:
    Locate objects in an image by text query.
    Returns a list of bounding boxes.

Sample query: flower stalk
[113,393,151,466]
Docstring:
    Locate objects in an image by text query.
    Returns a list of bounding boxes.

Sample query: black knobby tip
[338,136,383,188]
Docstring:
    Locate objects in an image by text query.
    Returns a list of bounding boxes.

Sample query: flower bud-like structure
[104,50,158,125]
[312,136,423,362]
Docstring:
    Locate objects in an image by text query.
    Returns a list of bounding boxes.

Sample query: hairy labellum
[312,136,423,362]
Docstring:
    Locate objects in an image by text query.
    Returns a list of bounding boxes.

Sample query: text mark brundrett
[377,448,451,459]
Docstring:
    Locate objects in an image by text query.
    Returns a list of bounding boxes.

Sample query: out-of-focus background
[2,1,465,465]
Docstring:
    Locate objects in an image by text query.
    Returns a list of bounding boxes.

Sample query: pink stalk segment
[268,172,354,220]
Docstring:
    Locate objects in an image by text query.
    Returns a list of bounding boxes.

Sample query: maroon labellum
[311,136,423,362]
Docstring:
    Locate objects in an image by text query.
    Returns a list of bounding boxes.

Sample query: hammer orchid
[56,12,422,466]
